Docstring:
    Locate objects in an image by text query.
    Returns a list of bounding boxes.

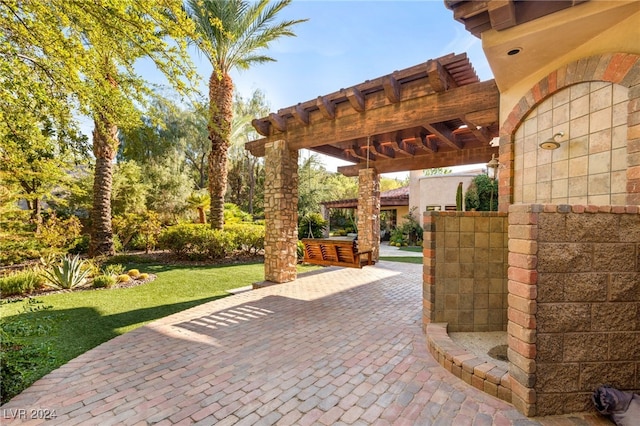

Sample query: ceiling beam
[316,96,336,120]
[251,119,270,137]
[338,145,498,176]
[388,140,412,158]
[424,122,463,149]
[382,75,401,103]
[488,0,516,31]
[461,117,492,144]
[268,113,286,133]
[427,60,458,92]
[292,104,309,125]
[344,87,365,112]
[369,140,394,159]
[465,108,499,127]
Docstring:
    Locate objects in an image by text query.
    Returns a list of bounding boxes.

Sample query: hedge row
[158,223,265,260]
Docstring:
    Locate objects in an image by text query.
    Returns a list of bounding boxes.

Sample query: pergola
[245,52,499,283]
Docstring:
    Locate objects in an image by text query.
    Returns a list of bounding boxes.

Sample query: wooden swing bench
[301,238,374,268]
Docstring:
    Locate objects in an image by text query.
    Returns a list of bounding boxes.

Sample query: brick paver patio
[1,262,610,425]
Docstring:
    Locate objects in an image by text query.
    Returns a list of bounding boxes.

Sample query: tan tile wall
[508,204,640,417]
[513,82,629,205]
[423,211,508,332]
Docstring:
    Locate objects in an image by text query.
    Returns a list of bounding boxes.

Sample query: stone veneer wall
[508,203,640,417]
[357,168,380,262]
[264,140,298,283]
[423,211,508,332]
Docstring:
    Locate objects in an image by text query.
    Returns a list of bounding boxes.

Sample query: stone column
[357,168,380,261]
[264,140,298,283]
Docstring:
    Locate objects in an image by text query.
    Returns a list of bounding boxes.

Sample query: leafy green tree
[1,1,198,257]
[465,174,498,211]
[111,161,149,216]
[423,167,452,176]
[186,0,306,229]
[143,154,194,221]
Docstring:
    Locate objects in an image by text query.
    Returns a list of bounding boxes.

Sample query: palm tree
[186,192,210,224]
[186,0,306,229]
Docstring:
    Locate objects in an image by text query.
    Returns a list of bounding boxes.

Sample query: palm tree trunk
[89,116,118,257]
[208,71,233,230]
[247,156,255,216]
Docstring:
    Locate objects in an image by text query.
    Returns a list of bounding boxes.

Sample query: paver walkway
[2,262,609,425]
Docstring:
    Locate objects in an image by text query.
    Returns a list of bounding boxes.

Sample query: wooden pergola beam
[427,60,458,93]
[382,75,401,103]
[292,104,309,125]
[270,79,498,152]
[424,122,463,150]
[316,96,336,120]
[488,0,516,30]
[268,113,287,133]
[338,145,498,176]
[344,87,365,112]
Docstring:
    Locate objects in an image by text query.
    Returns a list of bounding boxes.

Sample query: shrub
[117,274,131,283]
[298,213,327,239]
[159,224,236,260]
[137,273,149,280]
[197,229,235,259]
[225,223,265,255]
[465,174,498,211]
[223,203,253,223]
[92,275,116,289]
[41,255,91,290]
[127,269,140,278]
[158,224,196,256]
[102,263,125,277]
[0,300,56,404]
[39,214,83,250]
[0,268,46,296]
[68,234,90,254]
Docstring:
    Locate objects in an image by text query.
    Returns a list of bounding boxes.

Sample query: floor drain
[488,344,508,362]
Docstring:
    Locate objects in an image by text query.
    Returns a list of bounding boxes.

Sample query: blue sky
[151,1,494,174]
[202,0,493,110]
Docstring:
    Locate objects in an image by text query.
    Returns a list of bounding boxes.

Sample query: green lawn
[398,246,423,253]
[0,259,317,403]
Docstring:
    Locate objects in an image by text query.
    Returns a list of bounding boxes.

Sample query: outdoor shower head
[539,132,565,150]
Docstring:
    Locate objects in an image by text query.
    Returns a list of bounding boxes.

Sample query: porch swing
[300,146,374,269]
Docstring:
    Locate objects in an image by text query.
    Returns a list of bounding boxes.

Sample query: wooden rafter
[268,113,286,133]
[382,75,401,103]
[292,104,309,125]
[427,60,458,92]
[316,96,336,120]
[338,145,498,176]
[424,122,463,150]
[344,87,365,112]
[487,0,516,31]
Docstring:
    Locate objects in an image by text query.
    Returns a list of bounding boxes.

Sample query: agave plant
[41,255,91,290]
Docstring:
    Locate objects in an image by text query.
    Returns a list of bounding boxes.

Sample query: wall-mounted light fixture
[539,132,565,150]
